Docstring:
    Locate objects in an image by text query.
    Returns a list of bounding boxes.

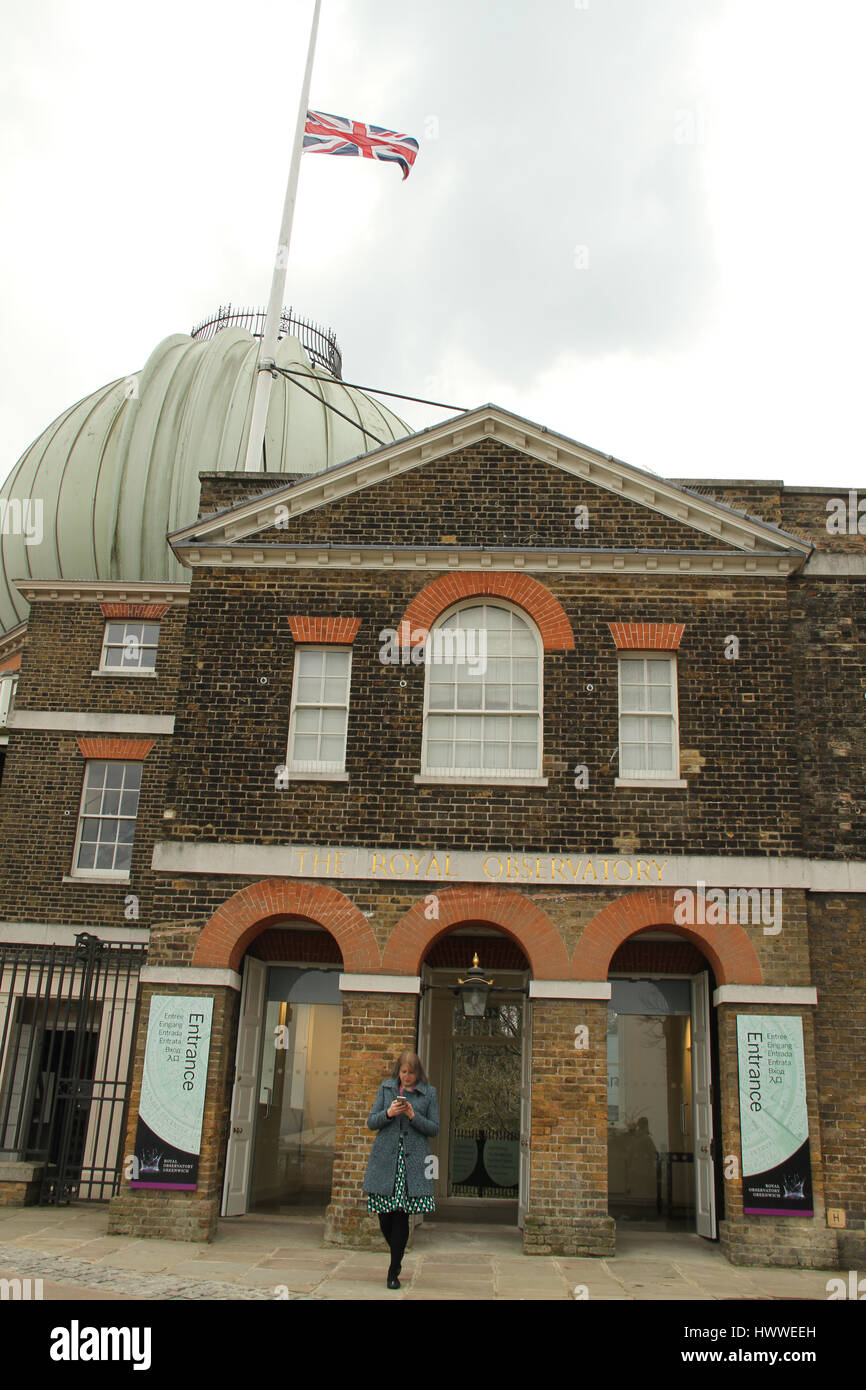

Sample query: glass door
[250,967,342,1211]
[448,997,522,1200]
[607,977,696,1224]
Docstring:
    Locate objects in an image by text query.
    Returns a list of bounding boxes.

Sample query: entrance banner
[131,995,214,1191]
[736,1015,813,1216]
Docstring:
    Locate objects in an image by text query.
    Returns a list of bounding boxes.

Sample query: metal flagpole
[243,0,323,473]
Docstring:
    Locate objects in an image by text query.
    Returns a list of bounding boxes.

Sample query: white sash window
[287,647,352,773]
[72,760,142,876]
[421,603,542,779]
[618,655,680,779]
[100,620,160,672]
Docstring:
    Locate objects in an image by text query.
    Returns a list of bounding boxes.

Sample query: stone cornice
[0,622,27,663]
[800,554,866,576]
[14,580,190,605]
[172,543,804,579]
[169,406,813,562]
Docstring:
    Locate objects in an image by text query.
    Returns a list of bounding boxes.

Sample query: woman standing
[363,1051,439,1289]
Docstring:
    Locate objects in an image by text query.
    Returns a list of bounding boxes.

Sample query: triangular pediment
[169,405,812,576]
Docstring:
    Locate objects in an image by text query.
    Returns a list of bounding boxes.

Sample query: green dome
[0,323,410,635]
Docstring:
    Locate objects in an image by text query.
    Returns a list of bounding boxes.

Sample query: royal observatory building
[0,304,863,1271]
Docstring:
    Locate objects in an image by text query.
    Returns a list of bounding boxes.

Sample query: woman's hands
[386,1098,415,1120]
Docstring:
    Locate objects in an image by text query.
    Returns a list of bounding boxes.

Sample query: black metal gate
[0,932,145,1204]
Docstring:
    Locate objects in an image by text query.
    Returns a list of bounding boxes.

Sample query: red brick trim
[398,574,575,651]
[382,886,570,977]
[607,622,684,650]
[0,653,21,673]
[288,617,362,644]
[193,880,380,973]
[99,603,171,620]
[76,737,155,761]
[571,889,762,986]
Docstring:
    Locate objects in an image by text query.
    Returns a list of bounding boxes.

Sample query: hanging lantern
[455,953,495,1017]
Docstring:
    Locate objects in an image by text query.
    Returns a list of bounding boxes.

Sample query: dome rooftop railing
[190,303,342,379]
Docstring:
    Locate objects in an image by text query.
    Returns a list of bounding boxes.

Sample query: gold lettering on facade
[302,846,671,883]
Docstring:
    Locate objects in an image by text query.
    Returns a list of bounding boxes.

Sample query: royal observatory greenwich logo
[49,1321,151,1371]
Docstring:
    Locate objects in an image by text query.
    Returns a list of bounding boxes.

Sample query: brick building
[1,310,863,1268]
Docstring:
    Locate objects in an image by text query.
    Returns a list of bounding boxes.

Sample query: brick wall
[788,577,866,858]
[716,1002,838,1268]
[107,983,239,1242]
[324,991,416,1247]
[158,566,801,858]
[808,894,866,1265]
[524,998,615,1256]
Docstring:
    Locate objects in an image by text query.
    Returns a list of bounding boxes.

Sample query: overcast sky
[2,0,864,488]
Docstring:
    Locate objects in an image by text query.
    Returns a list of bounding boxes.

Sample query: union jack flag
[303,110,419,181]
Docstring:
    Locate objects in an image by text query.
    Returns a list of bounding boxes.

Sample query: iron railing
[190,303,343,379]
[0,934,145,1203]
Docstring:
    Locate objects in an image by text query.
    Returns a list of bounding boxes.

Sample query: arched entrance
[417,923,531,1226]
[209,881,375,1218]
[605,928,723,1239]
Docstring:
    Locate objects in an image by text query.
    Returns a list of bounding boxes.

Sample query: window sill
[282,771,349,782]
[91,669,157,677]
[615,778,688,789]
[62,872,131,884]
[414,775,548,787]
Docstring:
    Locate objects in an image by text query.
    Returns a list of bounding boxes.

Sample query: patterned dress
[366,1093,436,1215]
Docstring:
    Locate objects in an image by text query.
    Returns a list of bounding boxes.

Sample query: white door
[518,994,532,1228]
[417,966,433,1076]
[221,956,267,1217]
[691,970,717,1239]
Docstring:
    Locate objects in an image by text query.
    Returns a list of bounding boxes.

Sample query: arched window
[420,602,542,780]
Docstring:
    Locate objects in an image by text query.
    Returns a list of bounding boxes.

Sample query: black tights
[378,1210,409,1274]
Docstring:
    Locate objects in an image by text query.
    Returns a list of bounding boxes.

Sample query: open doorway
[221,924,343,1218]
[418,927,530,1225]
[606,934,721,1238]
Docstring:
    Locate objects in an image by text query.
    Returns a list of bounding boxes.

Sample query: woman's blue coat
[362,1078,440,1199]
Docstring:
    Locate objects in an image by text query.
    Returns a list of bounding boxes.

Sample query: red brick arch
[397,573,575,651]
[193,880,380,973]
[571,889,763,986]
[382,886,570,978]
